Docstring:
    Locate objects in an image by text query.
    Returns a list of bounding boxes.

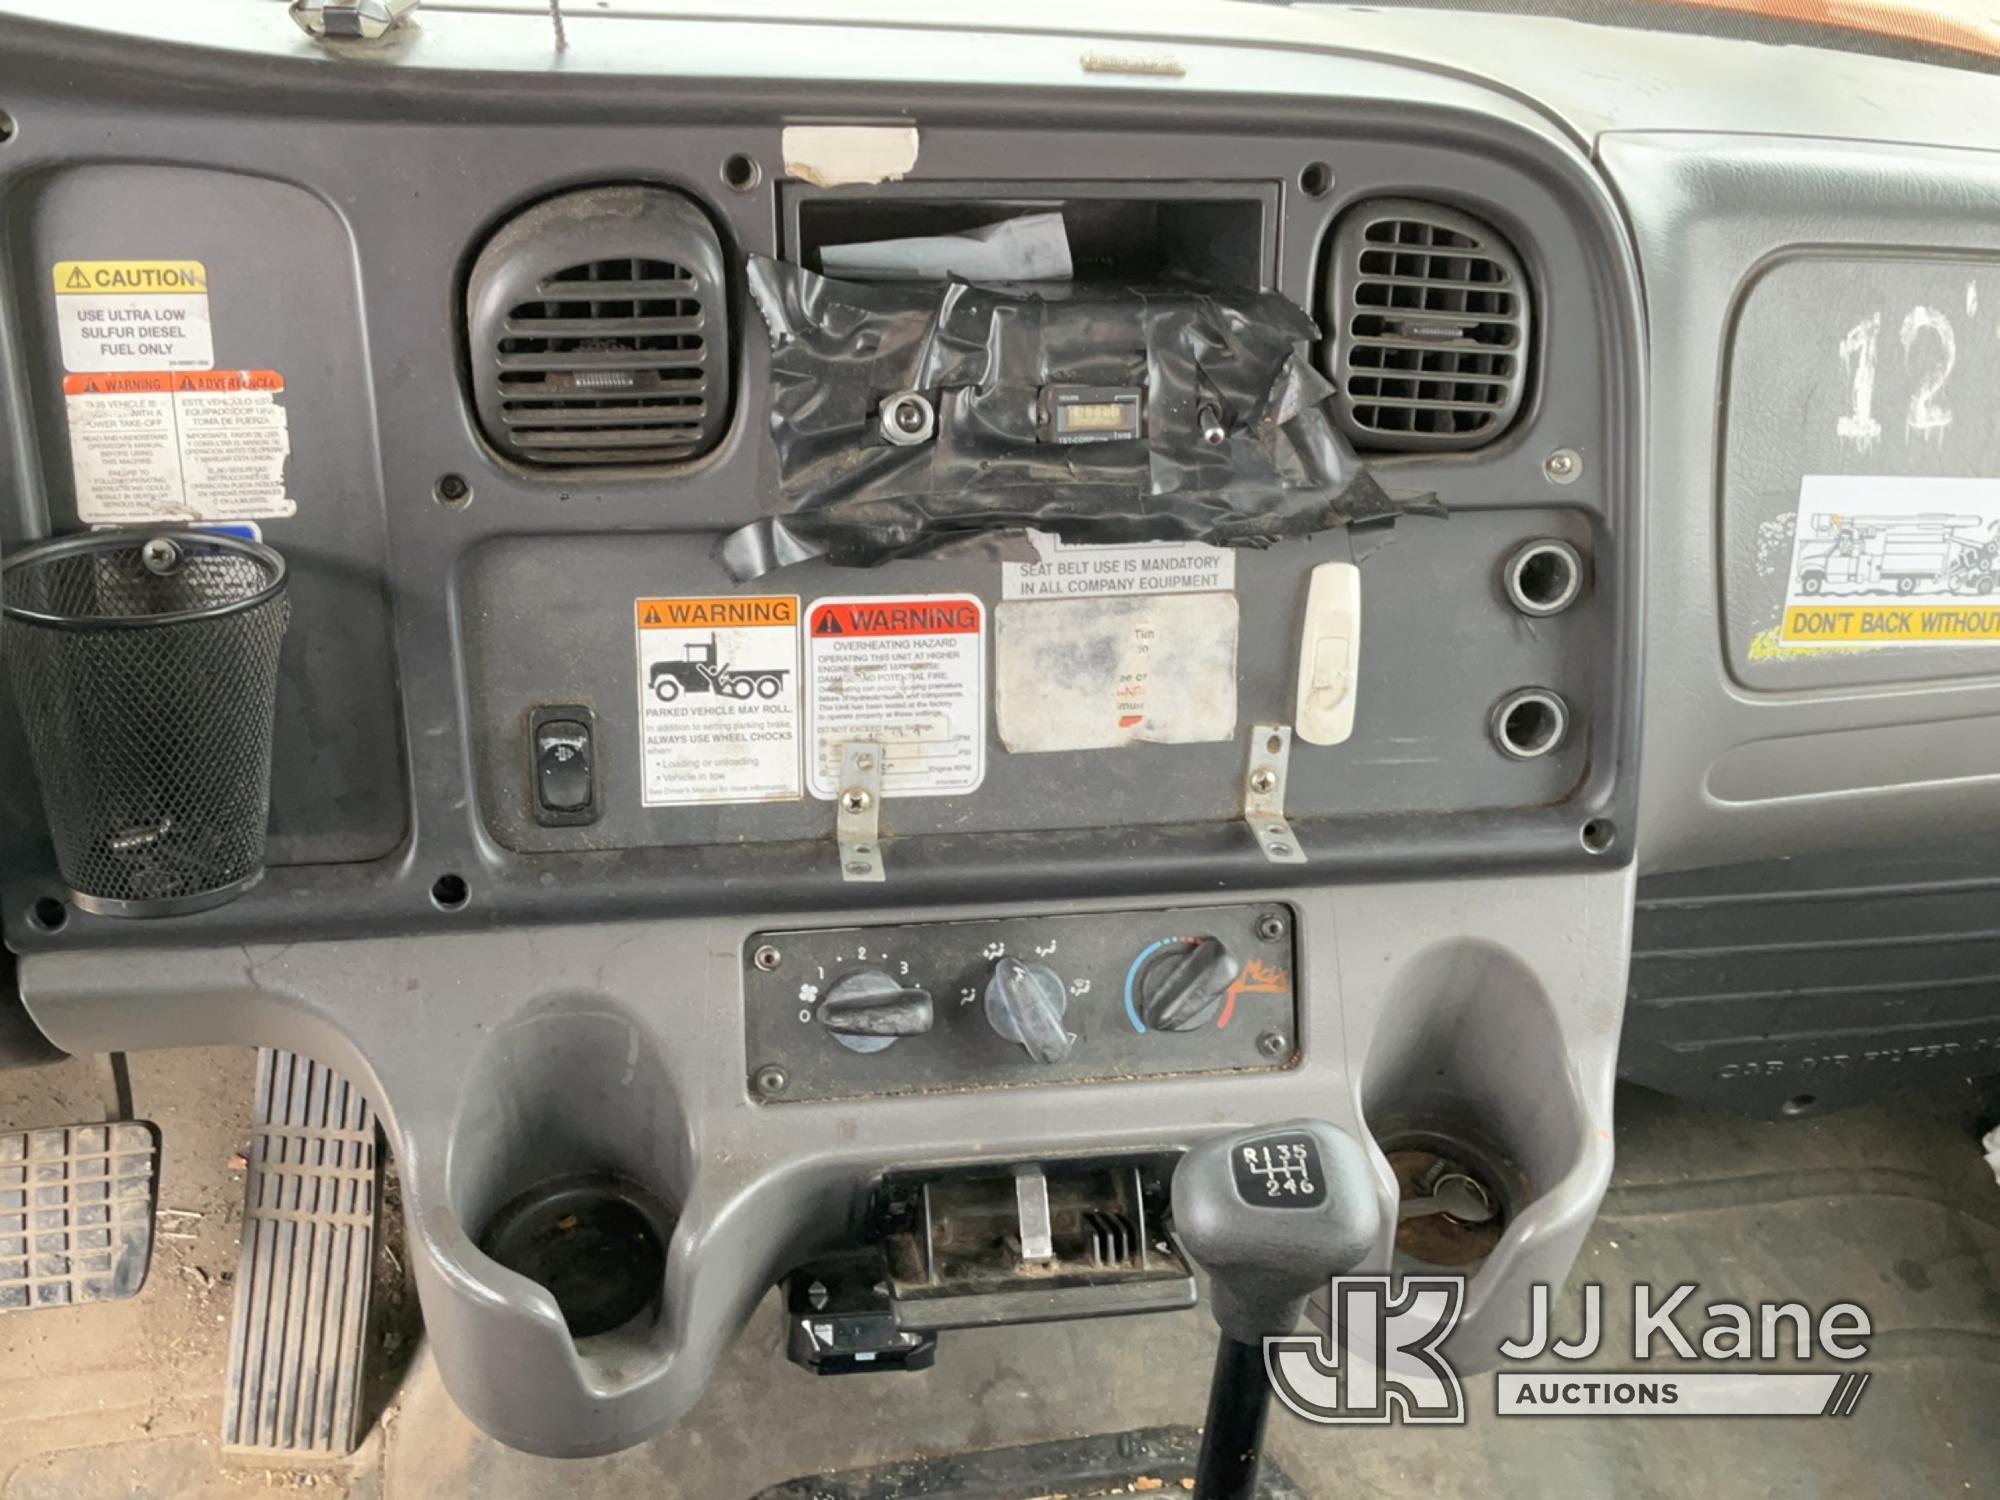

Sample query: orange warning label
[636,596,798,629]
[804,594,986,799]
[809,599,983,637]
[62,366,294,524]
[63,370,282,397]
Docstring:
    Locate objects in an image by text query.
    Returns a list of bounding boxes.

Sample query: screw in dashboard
[1543,448,1581,485]
[1256,1030,1289,1059]
[1255,912,1286,943]
[752,1064,790,1097]
[139,537,183,575]
[753,944,782,972]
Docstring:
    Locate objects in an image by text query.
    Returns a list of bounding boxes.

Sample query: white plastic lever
[1294,562,1360,747]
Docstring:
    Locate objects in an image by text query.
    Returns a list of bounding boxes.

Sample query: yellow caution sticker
[50,259,213,372]
[52,260,208,294]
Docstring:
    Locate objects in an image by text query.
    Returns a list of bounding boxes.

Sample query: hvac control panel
[743,904,1299,1102]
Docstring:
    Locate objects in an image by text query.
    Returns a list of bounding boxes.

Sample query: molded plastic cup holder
[1354,939,1604,1366]
[479,1174,673,1339]
[1376,1125,1523,1271]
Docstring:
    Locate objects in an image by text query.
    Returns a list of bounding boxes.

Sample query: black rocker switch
[530,705,597,826]
[1173,1119,1379,1499]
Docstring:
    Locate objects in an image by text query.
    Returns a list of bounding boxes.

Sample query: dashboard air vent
[467,186,730,466]
[1326,199,1528,452]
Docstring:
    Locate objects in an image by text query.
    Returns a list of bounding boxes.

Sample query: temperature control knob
[983,957,1074,1064]
[1134,937,1242,1033]
[818,971,934,1054]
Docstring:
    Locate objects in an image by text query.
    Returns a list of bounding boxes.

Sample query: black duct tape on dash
[720,258,1443,578]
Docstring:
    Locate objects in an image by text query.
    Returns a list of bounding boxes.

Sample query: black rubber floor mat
[749,1424,1306,1499]
[0,1119,159,1311]
[220,1049,381,1456]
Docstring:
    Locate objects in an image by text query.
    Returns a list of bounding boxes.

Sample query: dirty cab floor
[3,1050,1998,1499]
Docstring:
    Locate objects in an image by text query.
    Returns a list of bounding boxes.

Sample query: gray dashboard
[2,0,1996,1460]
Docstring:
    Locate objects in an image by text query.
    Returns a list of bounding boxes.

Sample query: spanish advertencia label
[805,594,986,798]
[635,596,802,807]
[53,260,214,372]
[63,371,294,524]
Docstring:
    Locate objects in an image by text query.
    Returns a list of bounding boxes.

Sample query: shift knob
[1171,1118,1380,1342]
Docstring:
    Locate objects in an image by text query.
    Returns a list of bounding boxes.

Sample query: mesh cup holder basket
[3,530,290,918]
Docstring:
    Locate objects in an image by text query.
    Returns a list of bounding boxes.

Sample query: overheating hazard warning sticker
[63,371,294,524]
[635,596,802,806]
[53,260,213,372]
[1780,475,2000,647]
[805,595,986,799]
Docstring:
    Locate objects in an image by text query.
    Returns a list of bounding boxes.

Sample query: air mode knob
[983,957,1074,1064]
[818,971,933,1054]
[1135,937,1242,1033]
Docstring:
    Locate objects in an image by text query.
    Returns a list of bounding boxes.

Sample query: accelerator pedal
[221,1049,382,1457]
[0,1119,159,1311]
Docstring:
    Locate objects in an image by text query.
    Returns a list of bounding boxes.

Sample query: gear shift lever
[1172,1119,1381,1499]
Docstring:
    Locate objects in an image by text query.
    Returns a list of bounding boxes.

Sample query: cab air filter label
[805,595,986,798]
[1779,475,2000,647]
[53,260,213,372]
[63,371,294,525]
[635,596,801,806]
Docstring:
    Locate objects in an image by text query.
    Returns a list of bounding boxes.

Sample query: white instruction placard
[53,260,213,372]
[63,371,295,524]
[1780,475,2000,647]
[805,595,986,798]
[995,594,1239,753]
[1001,530,1236,600]
[635,596,802,806]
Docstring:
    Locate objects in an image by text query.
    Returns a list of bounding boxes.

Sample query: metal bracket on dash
[836,742,886,883]
[1244,724,1307,866]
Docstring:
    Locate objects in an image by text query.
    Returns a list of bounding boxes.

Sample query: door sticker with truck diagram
[635,595,802,806]
[1781,475,2000,647]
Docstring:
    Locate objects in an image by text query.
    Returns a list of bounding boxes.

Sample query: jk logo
[1265,1276,1467,1425]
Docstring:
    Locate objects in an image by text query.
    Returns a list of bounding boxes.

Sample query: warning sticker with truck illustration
[805,594,986,798]
[64,370,294,524]
[1781,475,2000,647]
[635,596,801,806]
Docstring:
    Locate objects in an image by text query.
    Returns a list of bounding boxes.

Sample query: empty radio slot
[870,1155,1195,1332]
[789,184,1275,289]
